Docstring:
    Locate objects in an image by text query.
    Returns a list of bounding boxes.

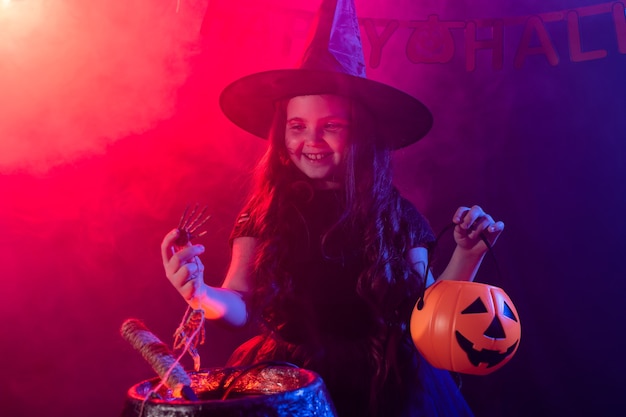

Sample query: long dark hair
[240,95,429,404]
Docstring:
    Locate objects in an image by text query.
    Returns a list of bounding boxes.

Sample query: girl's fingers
[486,221,505,234]
[453,206,470,224]
[162,235,205,277]
[454,206,486,230]
[161,229,181,263]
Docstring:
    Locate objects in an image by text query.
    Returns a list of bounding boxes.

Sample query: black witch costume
[227,184,473,417]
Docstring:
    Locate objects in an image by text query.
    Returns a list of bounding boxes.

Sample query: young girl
[161,1,504,415]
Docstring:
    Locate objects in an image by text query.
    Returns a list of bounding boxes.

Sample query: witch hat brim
[220,69,432,149]
[218,0,433,150]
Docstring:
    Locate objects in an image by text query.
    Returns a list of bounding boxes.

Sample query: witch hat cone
[299,0,365,76]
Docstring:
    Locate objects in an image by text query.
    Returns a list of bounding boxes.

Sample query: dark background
[1,1,624,416]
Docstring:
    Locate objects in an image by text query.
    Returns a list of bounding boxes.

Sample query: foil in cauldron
[121,365,337,417]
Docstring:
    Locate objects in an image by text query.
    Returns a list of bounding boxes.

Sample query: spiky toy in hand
[174,204,211,247]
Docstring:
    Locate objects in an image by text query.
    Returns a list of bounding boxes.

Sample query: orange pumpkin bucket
[410,280,521,375]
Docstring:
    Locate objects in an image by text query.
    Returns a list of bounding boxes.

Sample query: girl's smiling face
[285,94,351,186]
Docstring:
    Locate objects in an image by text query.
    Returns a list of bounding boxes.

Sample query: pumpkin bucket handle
[417,221,503,311]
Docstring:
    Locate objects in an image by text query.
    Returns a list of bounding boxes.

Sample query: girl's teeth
[305,153,329,160]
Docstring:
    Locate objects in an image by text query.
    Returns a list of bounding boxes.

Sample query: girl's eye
[288,123,306,131]
[325,122,346,132]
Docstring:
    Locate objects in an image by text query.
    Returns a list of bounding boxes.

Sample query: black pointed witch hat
[219,0,432,149]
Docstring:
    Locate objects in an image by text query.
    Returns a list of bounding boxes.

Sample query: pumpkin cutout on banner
[410,280,521,375]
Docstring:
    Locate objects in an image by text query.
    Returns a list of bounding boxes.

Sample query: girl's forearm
[189,284,248,327]
[437,246,486,282]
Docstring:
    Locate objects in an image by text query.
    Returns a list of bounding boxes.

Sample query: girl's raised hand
[452,205,504,255]
[161,228,206,303]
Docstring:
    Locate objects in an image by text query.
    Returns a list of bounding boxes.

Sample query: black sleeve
[228,209,259,246]
[399,197,436,249]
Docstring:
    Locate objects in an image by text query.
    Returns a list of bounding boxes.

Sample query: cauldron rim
[126,365,322,405]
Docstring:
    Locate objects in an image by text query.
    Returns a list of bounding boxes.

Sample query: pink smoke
[0,0,208,174]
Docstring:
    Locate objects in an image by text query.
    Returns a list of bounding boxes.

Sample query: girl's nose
[307,127,325,144]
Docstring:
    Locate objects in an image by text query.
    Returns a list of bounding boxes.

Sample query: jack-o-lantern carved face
[410,280,521,375]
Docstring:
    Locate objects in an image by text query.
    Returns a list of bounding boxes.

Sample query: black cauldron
[121,365,337,417]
